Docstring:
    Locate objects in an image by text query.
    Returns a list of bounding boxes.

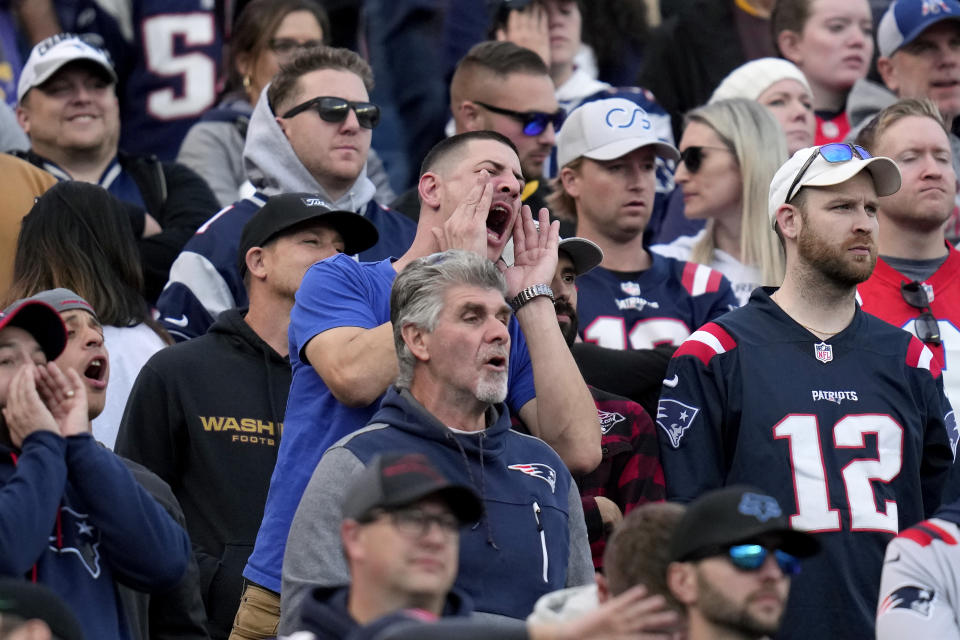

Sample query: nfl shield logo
[814,341,833,363]
[620,281,641,296]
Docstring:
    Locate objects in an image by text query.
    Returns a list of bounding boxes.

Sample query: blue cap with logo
[556,97,679,169]
[669,485,820,562]
[878,0,960,58]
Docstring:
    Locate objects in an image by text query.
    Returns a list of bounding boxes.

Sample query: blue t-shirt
[243,254,536,591]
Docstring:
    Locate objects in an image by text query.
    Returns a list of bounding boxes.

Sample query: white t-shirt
[652,230,761,307]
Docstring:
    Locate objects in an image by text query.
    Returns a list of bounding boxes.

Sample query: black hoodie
[115,308,290,639]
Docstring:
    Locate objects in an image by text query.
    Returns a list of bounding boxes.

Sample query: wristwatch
[510,283,554,312]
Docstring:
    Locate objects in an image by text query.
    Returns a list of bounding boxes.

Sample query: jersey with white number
[63,0,222,160]
[657,288,956,640]
[877,505,960,640]
[859,247,960,406]
[576,254,737,350]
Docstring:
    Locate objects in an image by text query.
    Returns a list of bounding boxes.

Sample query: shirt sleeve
[564,481,594,587]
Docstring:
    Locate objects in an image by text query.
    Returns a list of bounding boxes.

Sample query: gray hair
[390,250,508,389]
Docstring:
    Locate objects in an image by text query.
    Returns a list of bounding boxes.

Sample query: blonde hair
[685,99,787,286]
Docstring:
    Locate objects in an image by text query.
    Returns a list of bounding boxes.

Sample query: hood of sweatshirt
[369,387,513,461]
[243,85,376,210]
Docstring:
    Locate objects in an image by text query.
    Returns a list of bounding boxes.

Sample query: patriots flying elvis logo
[879,585,935,619]
[508,463,557,493]
[656,399,698,448]
[49,506,101,578]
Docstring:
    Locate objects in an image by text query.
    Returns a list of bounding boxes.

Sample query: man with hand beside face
[0,296,191,640]
[240,130,599,638]
[657,143,955,638]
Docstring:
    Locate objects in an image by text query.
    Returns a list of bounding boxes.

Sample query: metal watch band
[510,283,554,312]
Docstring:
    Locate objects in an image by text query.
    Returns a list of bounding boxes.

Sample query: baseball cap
[669,485,820,563]
[238,193,379,277]
[18,33,117,103]
[23,288,97,320]
[768,145,901,226]
[709,58,812,104]
[556,97,680,169]
[878,0,960,59]
[342,452,484,524]
[0,579,84,640]
[0,299,67,361]
[558,237,603,276]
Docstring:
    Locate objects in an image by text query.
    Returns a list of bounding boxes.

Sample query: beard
[473,346,509,404]
[696,570,785,639]
[555,301,579,347]
[797,216,876,288]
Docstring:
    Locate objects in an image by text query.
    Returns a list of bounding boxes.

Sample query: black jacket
[11,149,218,302]
[115,309,290,639]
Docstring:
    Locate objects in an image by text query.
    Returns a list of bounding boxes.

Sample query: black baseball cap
[343,452,484,524]
[237,193,379,277]
[0,299,67,361]
[669,485,820,562]
[558,237,602,276]
[0,578,85,640]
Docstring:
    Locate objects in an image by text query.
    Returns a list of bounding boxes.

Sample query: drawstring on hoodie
[446,431,499,550]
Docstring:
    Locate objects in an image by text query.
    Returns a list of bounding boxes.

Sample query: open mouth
[485,354,507,370]
[84,358,106,383]
[932,79,960,89]
[486,202,512,240]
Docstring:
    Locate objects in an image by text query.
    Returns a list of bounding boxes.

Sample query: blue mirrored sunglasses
[727,544,802,576]
[786,143,872,202]
[475,101,565,136]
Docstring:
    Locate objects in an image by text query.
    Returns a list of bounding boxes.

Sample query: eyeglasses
[281,96,381,129]
[901,281,941,346]
[364,506,461,539]
[678,145,732,173]
[474,101,565,136]
[785,143,872,203]
[268,38,323,60]
[726,544,802,576]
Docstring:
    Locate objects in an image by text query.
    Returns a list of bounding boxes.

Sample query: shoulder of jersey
[672,321,737,366]
[905,334,943,379]
[674,260,726,297]
[894,518,958,547]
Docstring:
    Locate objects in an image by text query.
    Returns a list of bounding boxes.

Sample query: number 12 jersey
[657,288,957,639]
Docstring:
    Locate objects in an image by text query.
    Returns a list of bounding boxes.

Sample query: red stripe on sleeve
[706,269,723,293]
[681,262,697,294]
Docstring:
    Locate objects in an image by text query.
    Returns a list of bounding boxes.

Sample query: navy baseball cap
[669,485,820,562]
[343,452,484,524]
[0,299,67,361]
[878,0,960,58]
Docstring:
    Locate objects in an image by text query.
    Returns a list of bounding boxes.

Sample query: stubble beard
[797,220,876,288]
[695,571,784,639]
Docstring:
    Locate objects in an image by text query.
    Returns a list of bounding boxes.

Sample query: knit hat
[709,58,812,104]
[23,288,97,320]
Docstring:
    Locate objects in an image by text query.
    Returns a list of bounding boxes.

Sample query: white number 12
[773,414,903,534]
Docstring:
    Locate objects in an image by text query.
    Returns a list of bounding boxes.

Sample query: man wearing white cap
[657,142,956,639]
[549,97,737,352]
[12,33,218,302]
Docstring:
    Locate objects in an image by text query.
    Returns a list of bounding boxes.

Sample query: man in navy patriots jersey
[657,143,956,639]
[551,97,737,352]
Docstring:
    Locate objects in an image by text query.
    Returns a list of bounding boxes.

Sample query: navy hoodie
[0,431,191,640]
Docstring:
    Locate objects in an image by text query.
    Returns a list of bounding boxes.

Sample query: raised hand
[1,364,60,448]
[498,205,559,299]
[495,3,550,67]
[431,170,493,257]
[35,362,89,438]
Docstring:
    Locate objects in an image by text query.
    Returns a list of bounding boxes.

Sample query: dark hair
[455,40,549,78]
[267,45,374,114]
[771,0,812,56]
[224,0,331,95]
[580,0,647,76]
[604,502,686,613]
[7,182,170,342]
[419,130,519,178]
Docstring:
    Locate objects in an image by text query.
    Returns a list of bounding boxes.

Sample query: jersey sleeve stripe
[681,262,723,296]
[915,521,958,545]
[681,262,697,294]
[906,336,943,378]
[673,322,736,366]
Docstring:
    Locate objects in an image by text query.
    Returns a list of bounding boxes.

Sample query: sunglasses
[474,101,565,136]
[678,145,732,173]
[726,544,802,576]
[786,143,872,203]
[281,96,381,129]
[901,281,941,346]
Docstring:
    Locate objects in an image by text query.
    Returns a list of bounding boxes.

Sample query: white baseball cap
[556,97,680,169]
[18,34,117,103]
[558,237,603,275]
[767,145,901,227]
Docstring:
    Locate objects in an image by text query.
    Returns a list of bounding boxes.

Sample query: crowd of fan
[2,0,960,639]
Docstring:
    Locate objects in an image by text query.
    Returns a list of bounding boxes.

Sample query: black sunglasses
[474,101,565,136]
[678,145,732,173]
[281,96,381,129]
[786,143,872,203]
[901,281,941,346]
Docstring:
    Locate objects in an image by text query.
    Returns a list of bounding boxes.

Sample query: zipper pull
[533,501,543,531]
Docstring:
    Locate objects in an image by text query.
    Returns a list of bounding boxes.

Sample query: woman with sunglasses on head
[652,99,788,306]
[177,0,397,208]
